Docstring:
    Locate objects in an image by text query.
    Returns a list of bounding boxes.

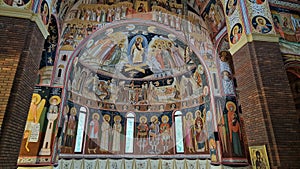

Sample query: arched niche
[57,20,220,159]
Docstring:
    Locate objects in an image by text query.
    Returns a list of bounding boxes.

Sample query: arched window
[58,69,62,77]
[62,54,67,61]
[74,107,87,153]
[174,111,184,153]
[125,112,135,153]
[57,65,64,78]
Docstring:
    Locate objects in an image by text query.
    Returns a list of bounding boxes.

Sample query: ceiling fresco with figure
[69,21,208,106]
[78,24,199,79]
[59,21,223,161]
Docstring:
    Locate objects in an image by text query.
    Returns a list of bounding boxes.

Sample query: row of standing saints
[60,106,212,155]
[58,100,243,158]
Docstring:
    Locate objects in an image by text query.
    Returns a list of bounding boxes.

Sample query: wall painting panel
[221,0,246,47]
[18,86,62,165]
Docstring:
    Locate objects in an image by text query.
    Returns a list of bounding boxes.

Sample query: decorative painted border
[268,0,300,11]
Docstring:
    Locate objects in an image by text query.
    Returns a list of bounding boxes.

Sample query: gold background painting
[249,145,270,169]
[135,1,148,12]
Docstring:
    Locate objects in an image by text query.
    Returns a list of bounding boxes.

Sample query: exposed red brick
[0,16,45,168]
[233,41,300,169]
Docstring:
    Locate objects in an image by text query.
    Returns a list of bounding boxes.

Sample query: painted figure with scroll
[217,101,228,154]
[23,94,45,152]
[39,95,61,155]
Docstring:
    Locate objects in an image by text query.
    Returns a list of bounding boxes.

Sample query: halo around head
[44,3,48,9]
[256,16,266,26]
[71,107,77,115]
[140,116,147,123]
[162,115,169,122]
[92,113,100,120]
[203,86,209,96]
[195,110,201,117]
[151,115,158,122]
[49,95,61,105]
[226,101,236,111]
[114,115,121,122]
[136,36,143,42]
[233,25,239,32]
[186,112,193,119]
[103,114,111,121]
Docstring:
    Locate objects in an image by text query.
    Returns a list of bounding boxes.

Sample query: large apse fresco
[58,21,219,160]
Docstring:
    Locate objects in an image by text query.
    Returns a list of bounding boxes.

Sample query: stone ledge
[229,34,279,55]
[0,6,49,39]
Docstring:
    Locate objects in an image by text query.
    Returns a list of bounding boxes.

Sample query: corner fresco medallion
[252,15,272,34]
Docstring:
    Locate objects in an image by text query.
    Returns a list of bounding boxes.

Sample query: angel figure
[24,93,46,152]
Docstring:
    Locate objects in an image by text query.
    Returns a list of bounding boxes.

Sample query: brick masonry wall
[233,41,300,169]
[0,16,45,168]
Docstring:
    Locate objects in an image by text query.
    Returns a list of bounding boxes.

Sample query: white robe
[112,122,122,152]
[100,121,110,151]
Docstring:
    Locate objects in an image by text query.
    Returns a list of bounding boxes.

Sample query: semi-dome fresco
[63,21,216,158]
[70,21,207,100]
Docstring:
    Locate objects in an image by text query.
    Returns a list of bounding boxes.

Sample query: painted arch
[52,18,245,165]
[17,0,249,166]
[60,20,216,158]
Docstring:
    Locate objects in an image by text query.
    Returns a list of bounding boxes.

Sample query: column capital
[229,33,280,55]
[0,6,49,39]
